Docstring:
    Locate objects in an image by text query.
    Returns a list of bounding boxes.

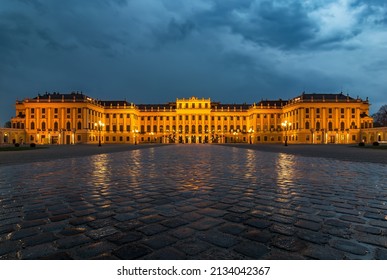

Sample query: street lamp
[94,120,105,147]
[133,129,139,145]
[248,128,254,144]
[281,120,291,146]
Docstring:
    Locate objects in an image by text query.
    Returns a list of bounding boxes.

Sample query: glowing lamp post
[94,120,105,147]
[248,128,254,144]
[133,129,139,145]
[281,120,291,146]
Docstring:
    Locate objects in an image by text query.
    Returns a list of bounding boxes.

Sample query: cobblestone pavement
[0,144,386,260]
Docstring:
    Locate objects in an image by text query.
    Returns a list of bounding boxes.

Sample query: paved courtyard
[0,144,386,259]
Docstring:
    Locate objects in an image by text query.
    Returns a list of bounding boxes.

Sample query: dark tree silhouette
[4,121,11,128]
[373,105,387,127]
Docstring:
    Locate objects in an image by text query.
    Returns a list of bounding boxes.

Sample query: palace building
[10,91,373,145]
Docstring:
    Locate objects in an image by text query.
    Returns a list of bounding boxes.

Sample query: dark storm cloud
[195,0,318,49]
[155,18,196,45]
[1,0,386,124]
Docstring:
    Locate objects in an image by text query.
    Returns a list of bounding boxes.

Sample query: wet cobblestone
[1,144,387,259]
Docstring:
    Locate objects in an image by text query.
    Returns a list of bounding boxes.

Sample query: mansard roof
[295,92,355,101]
[100,100,132,107]
[137,103,177,111]
[209,101,249,110]
[33,91,88,100]
[256,99,287,108]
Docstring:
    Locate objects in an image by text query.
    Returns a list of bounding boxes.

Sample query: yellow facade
[10,92,373,145]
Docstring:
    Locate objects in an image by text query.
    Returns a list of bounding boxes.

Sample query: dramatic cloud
[1,0,386,124]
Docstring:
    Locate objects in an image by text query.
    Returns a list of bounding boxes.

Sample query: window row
[138,125,250,134]
[305,121,358,131]
[177,103,209,109]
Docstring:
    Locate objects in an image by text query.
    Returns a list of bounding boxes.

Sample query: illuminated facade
[10,92,373,145]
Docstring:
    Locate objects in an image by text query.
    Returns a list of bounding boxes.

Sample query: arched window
[159,126,163,132]
[198,125,202,133]
[340,122,345,131]
[191,125,196,133]
[178,125,182,133]
[31,122,35,130]
[66,121,71,130]
[217,125,221,132]
[328,122,333,131]
[305,121,310,130]
[77,121,82,130]
[54,122,58,131]
[185,125,189,133]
